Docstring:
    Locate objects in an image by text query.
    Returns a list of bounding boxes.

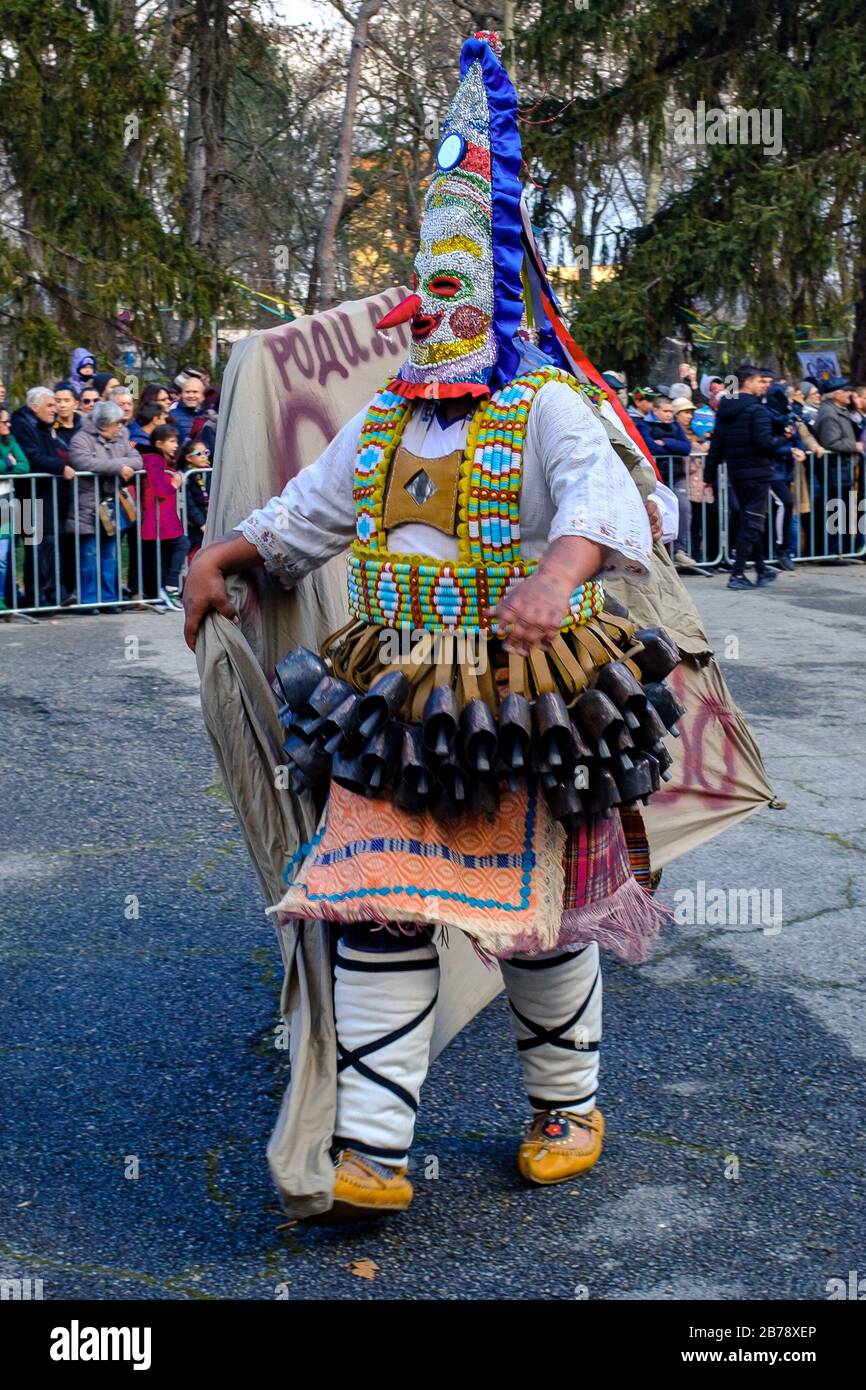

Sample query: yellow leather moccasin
[517,1108,605,1186]
[327,1149,414,1221]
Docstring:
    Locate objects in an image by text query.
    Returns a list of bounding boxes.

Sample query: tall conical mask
[376,31,661,472]
[384,31,525,397]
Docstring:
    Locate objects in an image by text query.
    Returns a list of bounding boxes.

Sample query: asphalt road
[1,564,865,1301]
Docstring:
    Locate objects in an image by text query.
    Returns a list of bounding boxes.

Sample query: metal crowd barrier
[653,452,865,567]
[0,466,212,617]
[654,453,725,567]
[774,451,865,563]
[2,451,863,618]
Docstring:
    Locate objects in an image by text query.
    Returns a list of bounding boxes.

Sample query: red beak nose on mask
[376,294,422,331]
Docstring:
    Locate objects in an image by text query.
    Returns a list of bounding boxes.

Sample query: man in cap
[627,385,658,423]
[813,377,863,457]
[601,371,628,407]
[813,378,863,558]
[704,364,792,588]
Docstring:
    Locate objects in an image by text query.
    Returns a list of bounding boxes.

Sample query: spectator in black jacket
[53,381,83,599]
[764,384,806,570]
[704,365,790,589]
[10,387,74,607]
[52,382,82,457]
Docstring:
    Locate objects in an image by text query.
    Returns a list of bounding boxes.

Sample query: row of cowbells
[271,627,685,827]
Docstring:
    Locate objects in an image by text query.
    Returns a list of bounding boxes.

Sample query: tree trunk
[196,0,231,260]
[643,141,663,222]
[851,267,866,385]
[311,0,385,312]
[183,45,205,246]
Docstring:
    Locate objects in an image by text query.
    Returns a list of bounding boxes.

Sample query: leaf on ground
[350,1258,380,1281]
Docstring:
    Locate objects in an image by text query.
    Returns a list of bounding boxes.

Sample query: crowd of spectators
[602,362,866,587]
[0,353,216,615]
[3,346,863,614]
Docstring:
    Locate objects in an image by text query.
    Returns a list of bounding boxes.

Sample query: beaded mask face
[399,61,497,391]
[376,33,530,396]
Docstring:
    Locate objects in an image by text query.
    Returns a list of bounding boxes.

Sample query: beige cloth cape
[196,291,773,1217]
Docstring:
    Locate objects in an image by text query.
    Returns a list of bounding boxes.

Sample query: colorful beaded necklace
[349,365,606,633]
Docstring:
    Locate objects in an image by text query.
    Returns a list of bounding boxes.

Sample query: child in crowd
[175,437,211,562]
[139,423,190,610]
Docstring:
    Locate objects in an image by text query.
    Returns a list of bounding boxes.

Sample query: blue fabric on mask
[458,38,525,391]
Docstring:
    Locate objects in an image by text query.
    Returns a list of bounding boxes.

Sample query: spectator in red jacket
[140,423,189,610]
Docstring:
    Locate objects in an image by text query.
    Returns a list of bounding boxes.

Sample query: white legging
[500,944,602,1114]
[333,936,440,1167]
[331,935,602,1169]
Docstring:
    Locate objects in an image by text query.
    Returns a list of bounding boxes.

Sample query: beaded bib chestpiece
[272,365,684,826]
[349,365,605,635]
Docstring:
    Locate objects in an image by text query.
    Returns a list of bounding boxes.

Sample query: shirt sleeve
[647,482,680,544]
[529,381,653,579]
[238,406,366,586]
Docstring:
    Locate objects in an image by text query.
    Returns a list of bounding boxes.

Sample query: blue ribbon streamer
[459,38,525,390]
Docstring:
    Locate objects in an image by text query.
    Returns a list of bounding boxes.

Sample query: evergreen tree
[0,0,233,391]
[516,0,866,378]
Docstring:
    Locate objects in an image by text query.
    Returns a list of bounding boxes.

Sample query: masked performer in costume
[184,32,686,1221]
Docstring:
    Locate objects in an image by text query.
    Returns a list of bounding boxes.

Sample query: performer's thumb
[214,592,240,624]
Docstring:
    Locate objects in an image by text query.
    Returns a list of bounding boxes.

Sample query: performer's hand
[646,497,663,543]
[487,570,572,655]
[182,550,239,651]
[182,532,262,650]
